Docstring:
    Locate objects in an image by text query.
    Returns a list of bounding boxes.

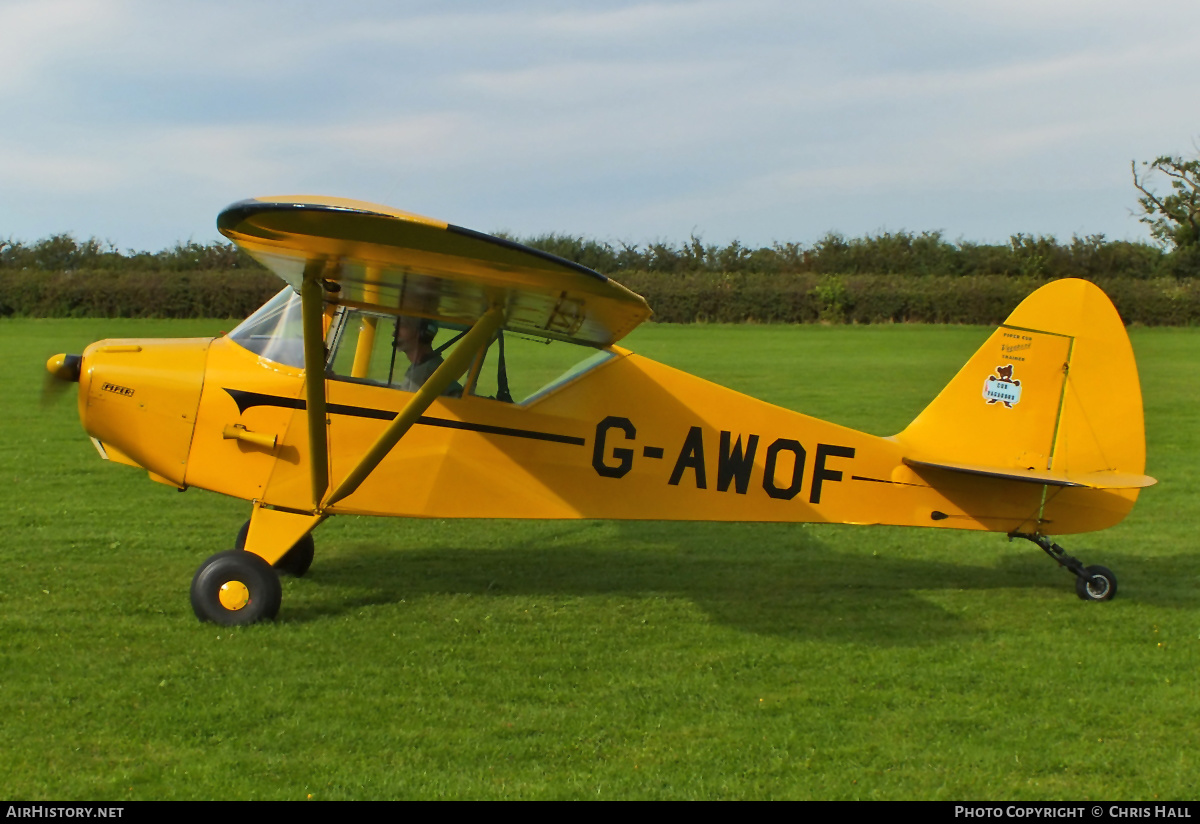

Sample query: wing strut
[323,304,506,508]
[301,262,333,509]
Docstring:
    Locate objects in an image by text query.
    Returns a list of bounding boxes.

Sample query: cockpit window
[326,308,467,398]
[227,287,305,368]
[469,332,614,404]
[230,294,616,400]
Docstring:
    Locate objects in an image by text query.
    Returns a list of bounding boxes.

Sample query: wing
[217,195,651,347]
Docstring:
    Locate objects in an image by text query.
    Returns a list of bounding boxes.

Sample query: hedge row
[0,269,281,319]
[8,230,1200,281]
[620,272,1200,326]
[522,231,1200,280]
[0,236,264,272]
[3,269,1200,326]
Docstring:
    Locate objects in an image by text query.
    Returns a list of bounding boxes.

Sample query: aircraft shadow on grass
[278,521,1197,644]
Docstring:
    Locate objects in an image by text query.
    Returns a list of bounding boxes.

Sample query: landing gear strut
[1010,532,1118,601]
[235,520,315,577]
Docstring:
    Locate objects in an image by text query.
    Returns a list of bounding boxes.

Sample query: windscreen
[227,287,306,368]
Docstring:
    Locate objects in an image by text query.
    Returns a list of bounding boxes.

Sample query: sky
[2,0,1199,252]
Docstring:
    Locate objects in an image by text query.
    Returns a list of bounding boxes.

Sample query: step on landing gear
[1010,532,1118,601]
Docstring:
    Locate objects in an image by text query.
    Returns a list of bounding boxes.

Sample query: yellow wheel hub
[218,580,251,611]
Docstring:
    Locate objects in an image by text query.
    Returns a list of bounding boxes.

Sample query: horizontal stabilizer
[903,458,1157,490]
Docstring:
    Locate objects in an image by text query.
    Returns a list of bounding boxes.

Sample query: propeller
[42,353,81,407]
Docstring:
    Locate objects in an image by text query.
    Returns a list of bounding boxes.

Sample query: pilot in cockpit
[392,315,463,398]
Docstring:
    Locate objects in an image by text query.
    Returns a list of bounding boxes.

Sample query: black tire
[235,519,315,577]
[191,549,282,625]
[1075,565,1117,601]
[275,533,315,577]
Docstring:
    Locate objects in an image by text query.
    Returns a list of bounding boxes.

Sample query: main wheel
[235,520,315,577]
[191,549,283,625]
[1075,565,1117,601]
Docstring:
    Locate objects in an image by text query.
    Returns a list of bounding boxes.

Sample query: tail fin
[894,279,1153,492]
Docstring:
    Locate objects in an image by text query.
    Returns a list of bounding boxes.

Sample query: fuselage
[73,314,1136,537]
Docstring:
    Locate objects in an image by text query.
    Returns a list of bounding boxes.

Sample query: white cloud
[2,0,1198,248]
[0,143,125,193]
[908,0,1196,28]
[0,0,126,96]
[531,0,766,37]
[456,58,730,101]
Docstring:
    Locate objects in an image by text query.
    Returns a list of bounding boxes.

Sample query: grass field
[1,317,1197,800]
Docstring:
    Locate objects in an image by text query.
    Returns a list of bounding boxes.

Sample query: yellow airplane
[44,195,1155,625]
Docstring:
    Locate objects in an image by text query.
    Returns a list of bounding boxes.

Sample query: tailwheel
[1009,532,1118,602]
[1075,565,1117,602]
[191,549,282,625]
[235,520,315,577]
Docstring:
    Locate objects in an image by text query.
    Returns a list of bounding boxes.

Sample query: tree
[1132,153,1200,248]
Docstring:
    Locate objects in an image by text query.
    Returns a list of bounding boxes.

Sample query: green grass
[1,318,1197,800]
